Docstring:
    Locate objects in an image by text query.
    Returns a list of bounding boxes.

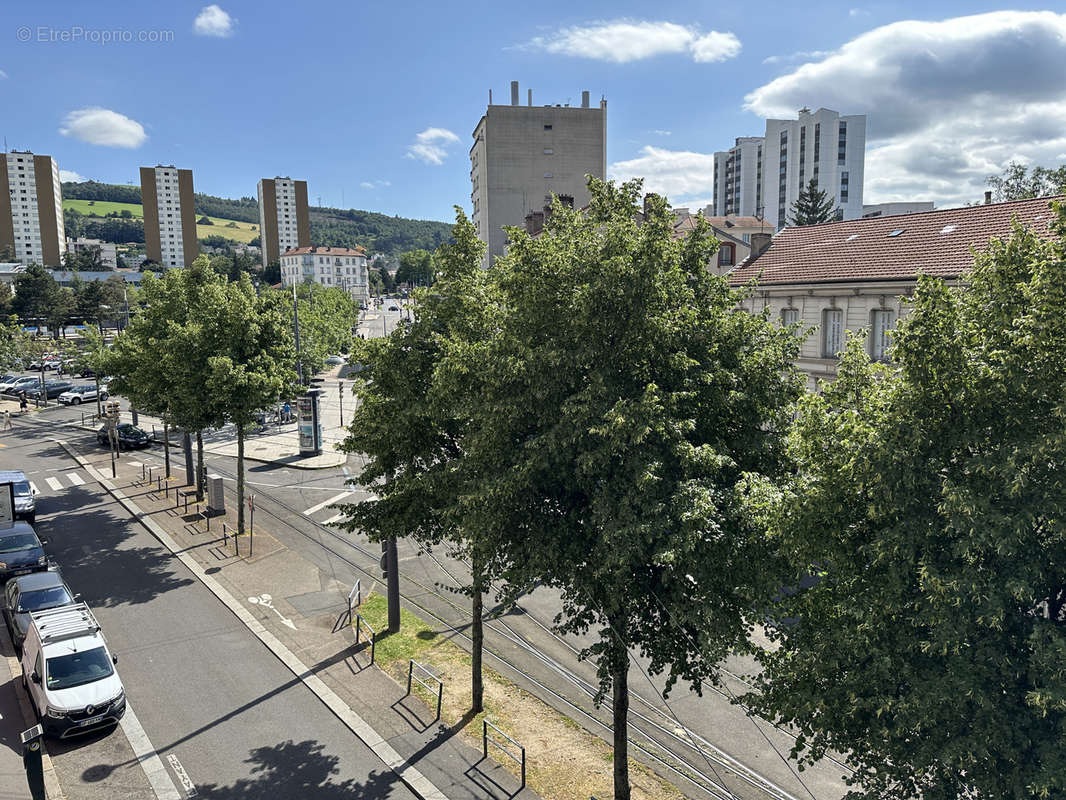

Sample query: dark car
[26,380,74,401]
[3,570,77,653]
[97,423,150,450]
[0,521,48,581]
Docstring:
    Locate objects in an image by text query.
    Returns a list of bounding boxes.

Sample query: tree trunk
[163,421,171,478]
[471,552,484,714]
[195,430,205,503]
[612,644,631,800]
[237,425,245,535]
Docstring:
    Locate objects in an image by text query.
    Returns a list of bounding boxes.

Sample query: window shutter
[824,309,843,357]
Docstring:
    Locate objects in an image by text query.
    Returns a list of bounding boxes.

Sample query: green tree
[377,264,395,294]
[12,265,61,332]
[463,181,802,799]
[788,177,837,226]
[987,161,1066,202]
[262,260,281,286]
[338,209,501,713]
[750,203,1066,799]
[72,277,106,330]
[395,249,434,287]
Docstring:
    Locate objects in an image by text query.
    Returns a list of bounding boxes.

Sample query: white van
[20,603,126,738]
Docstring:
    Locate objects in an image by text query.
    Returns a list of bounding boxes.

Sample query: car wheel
[100,393,108,401]
[71,397,80,405]
[26,514,34,524]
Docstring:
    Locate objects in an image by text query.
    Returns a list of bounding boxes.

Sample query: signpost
[105,401,121,478]
[247,494,255,556]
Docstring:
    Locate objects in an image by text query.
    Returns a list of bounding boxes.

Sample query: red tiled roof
[699,215,772,230]
[281,245,366,257]
[728,196,1064,287]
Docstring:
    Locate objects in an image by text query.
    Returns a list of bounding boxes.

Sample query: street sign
[0,483,13,527]
[247,494,255,511]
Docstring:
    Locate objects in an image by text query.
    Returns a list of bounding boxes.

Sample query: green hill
[61,180,453,256]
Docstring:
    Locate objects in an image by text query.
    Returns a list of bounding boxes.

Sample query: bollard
[141,462,146,481]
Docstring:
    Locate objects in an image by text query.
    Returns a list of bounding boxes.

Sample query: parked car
[386,304,400,311]
[325,355,345,366]
[3,376,43,395]
[96,423,150,450]
[26,381,74,401]
[0,470,37,523]
[0,375,31,393]
[59,385,109,405]
[0,521,48,582]
[74,365,96,378]
[28,357,60,371]
[20,604,126,739]
[3,570,78,654]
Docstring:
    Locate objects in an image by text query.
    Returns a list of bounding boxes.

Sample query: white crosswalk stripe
[45,477,63,492]
[29,482,38,495]
[67,472,85,486]
[302,491,352,516]
[321,513,344,525]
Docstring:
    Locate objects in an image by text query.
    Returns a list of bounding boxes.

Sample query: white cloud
[0,70,7,80]
[653,130,672,136]
[405,127,460,165]
[609,145,716,209]
[762,49,831,65]
[744,11,1066,207]
[59,108,147,148]
[194,5,236,37]
[523,20,740,64]
[59,170,85,183]
[360,180,391,189]
[849,8,869,17]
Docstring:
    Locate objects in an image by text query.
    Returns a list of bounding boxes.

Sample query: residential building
[257,177,310,268]
[0,262,26,285]
[471,80,606,265]
[672,212,774,273]
[762,108,866,230]
[862,201,935,218]
[728,196,1062,390]
[139,165,198,268]
[65,237,118,269]
[279,245,369,303]
[712,137,764,217]
[1,151,66,266]
[48,270,145,289]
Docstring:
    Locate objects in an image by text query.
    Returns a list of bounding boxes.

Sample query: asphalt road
[0,421,417,800]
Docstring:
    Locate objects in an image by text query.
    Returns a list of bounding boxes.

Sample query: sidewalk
[0,633,31,800]
[62,440,537,800]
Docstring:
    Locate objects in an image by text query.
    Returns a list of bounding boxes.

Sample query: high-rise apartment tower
[257,177,310,268]
[0,151,66,266]
[470,80,606,264]
[140,165,198,268]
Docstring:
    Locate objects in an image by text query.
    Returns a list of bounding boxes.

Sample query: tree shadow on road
[191,739,416,799]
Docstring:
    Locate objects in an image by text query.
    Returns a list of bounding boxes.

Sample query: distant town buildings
[66,237,117,268]
[279,245,369,303]
[140,165,198,268]
[862,201,935,218]
[257,177,310,268]
[713,108,866,231]
[1,151,66,266]
[471,80,606,265]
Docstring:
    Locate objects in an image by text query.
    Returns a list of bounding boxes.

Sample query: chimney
[581,90,590,109]
[511,81,519,106]
[750,232,773,259]
[528,88,532,106]
[984,190,992,205]
[489,89,492,105]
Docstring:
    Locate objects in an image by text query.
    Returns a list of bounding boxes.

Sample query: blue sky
[3,2,1065,222]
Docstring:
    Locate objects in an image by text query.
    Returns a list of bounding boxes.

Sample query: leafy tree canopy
[987,161,1066,202]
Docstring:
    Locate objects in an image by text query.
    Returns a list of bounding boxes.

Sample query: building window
[870,309,895,362]
[838,121,847,164]
[543,148,553,155]
[781,308,800,327]
[822,308,844,357]
[543,124,552,130]
[544,173,552,179]
[718,244,735,267]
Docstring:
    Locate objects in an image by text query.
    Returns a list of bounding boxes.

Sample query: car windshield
[12,480,31,496]
[119,426,146,436]
[19,586,72,611]
[46,646,114,690]
[0,533,39,552]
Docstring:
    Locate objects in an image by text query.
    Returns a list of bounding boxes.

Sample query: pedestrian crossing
[28,470,91,495]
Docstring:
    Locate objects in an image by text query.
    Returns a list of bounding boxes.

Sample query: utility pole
[183,432,194,486]
[380,537,400,633]
[338,380,344,428]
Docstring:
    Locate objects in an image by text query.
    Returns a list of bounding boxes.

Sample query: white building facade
[1,151,66,266]
[763,108,866,230]
[66,237,118,268]
[712,137,763,217]
[280,246,369,303]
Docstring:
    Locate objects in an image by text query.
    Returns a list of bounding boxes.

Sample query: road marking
[248,593,297,630]
[119,705,183,800]
[67,472,85,486]
[321,513,344,525]
[165,754,197,797]
[45,477,63,492]
[29,482,38,495]
[302,491,351,516]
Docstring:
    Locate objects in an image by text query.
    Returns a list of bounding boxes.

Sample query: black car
[0,521,48,581]
[97,423,150,450]
[3,570,77,653]
[25,380,74,401]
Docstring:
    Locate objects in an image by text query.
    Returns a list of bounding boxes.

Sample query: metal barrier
[354,613,376,664]
[483,720,526,789]
[406,659,443,721]
[347,579,361,622]
[222,522,240,556]
[197,510,210,532]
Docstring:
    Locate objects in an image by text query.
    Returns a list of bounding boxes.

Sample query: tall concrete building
[763,108,865,230]
[712,137,764,217]
[470,80,606,264]
[140,165,198,268]
[257,177,310,267]
[0,151,66,266]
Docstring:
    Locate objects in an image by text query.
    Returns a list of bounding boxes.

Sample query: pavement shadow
[35,487,194,608]
[189,739,415,799]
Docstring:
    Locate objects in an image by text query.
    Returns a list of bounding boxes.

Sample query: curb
[2,631,67,800]
[54,438,447,800]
